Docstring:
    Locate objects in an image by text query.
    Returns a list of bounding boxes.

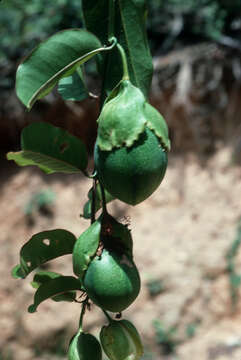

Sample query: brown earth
[1,145,241,360]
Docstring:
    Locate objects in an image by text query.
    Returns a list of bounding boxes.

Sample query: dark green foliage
[147,0,241,53]
[0,0,84,92]
[2,0,240,95]
[0,0,83,62]
[82,0,153,99]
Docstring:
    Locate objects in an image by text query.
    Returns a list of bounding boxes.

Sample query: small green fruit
[95,79,170,205]
[95,127,168,205]
[68,331,102,360]
[83,249,140,312]
[100,319,143,360]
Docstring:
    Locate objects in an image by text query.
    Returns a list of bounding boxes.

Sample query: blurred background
[1,1,241,359]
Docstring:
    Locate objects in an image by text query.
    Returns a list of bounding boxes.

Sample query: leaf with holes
[31,271,77,303]
[58,67,89,101]
[28,276,82,313]
[81,184,115,219]
[12,229,76,279]
[73,220,101,279]
[7,122,88,174]
[16,29,115,109]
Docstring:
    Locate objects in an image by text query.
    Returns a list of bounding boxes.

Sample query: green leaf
[16,29,113,109]
[118,0,153,96]
[7,122,88,174]
[81,183,114,219]
[51,292,77,303]
[31,270,61,288]
[12,229,76,279]
[31,271,77,303]
[82,0,153,99]
[28,276,82,313]
[73,220,101,279]
[58,67,89,101]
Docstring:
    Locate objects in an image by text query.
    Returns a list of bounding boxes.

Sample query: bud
[100,319,143,360]
[68,331,102,360]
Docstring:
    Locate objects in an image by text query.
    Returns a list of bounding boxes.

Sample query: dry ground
[1,146,241,360]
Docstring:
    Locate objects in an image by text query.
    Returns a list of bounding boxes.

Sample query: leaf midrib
[8,150,82,173]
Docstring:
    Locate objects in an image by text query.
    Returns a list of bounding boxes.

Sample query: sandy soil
[1,146,241,360]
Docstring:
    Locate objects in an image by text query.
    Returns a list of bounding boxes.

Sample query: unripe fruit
[68,331,102,360]
[95,79,170,205]
[100,319,143,360]
[95,127,167,205]
[83,249,140,312]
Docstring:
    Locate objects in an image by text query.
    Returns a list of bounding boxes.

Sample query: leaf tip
[28,304,37,313]
[6,152,14,161]
[11,265,25,279]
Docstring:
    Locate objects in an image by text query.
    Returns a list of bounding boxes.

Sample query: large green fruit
[83,249,140,312]
[95,127,168,205]
[68,331,102,360]
[100,319,143,360]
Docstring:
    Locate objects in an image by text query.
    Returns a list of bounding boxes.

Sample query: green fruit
[68,331,102,360]
[83,249,140,312]
[95,79,170,205]
[100,319,143,360]
[95,127,168,205]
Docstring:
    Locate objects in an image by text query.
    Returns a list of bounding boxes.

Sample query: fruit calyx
[96,79,170,152]
[100,213,133,258]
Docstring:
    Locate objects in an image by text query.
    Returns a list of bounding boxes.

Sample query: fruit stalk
[99,181,108,214]
[78,300,87,331]
[117,43,129,81]
[90,178,97,224]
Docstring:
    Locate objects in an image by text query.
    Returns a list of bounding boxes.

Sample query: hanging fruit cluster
[9,1,171,359]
